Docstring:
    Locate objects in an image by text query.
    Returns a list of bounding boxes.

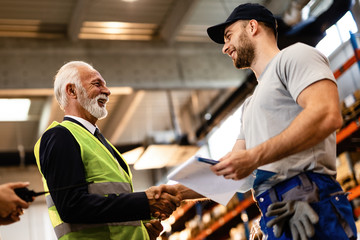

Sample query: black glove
[266,200,319,240]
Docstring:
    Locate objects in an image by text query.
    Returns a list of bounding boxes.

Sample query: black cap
[207,3,277,44]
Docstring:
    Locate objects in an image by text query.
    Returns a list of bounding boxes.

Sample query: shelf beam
[336,116,360,144]
[192,197,255,240]
[333,49,360,79]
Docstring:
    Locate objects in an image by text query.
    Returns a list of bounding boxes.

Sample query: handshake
[144,184,185,240]
[144,184,204,239]
[145,184,183,220]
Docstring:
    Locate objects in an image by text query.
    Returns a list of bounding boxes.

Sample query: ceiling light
[102,22,129,29]
[0,88,53,96]
[0,98,31,121]
[134,144,199,170]
[83,22,156,29]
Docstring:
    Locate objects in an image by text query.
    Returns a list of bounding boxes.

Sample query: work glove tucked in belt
[265,200,319,240]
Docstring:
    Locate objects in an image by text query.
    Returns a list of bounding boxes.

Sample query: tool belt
[255,172,357,240]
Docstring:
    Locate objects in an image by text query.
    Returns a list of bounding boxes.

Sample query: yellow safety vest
[34,120,150,240]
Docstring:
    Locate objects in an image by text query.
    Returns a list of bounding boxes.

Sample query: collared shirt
[65,115,97,134]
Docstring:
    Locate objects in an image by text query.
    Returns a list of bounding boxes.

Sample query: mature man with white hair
[54,61,109,121]
[34,61,181,240]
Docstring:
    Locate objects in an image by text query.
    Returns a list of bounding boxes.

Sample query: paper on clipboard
[167,156,255,206]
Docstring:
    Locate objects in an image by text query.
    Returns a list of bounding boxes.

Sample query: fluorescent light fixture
[134,144,199,170]
[122,146,145,165]
[0,88,53,96]
[0,98,31,121]
[80,21,156,41]
[83,22,156,29]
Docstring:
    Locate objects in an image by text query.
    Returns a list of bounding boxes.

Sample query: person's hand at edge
[0,182,30,218]
[0,207,24,225]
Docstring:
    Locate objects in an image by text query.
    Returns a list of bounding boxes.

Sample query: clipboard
[167,156,255,205]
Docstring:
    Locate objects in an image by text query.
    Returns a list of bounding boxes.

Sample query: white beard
[78,90,108,120]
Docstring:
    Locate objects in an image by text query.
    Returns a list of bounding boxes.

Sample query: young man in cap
[207,3,357,240]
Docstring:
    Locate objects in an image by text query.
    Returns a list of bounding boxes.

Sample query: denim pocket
[330,193,357,239]
[310,194,356,239]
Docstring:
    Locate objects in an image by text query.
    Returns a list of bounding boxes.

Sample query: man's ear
[66,84,77,98]
[248,20,259,35]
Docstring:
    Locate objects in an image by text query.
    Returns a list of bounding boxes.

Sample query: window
[207,106,242,159]
[316,11,358,57]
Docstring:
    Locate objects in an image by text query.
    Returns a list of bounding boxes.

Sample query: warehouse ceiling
[0,0,350,167]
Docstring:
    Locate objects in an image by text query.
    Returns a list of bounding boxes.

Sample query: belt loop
[299,172,313,191]
[268,188,278,203]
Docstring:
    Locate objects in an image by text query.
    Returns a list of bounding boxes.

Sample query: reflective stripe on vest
[45,181,132,208]
[88,181,132,195]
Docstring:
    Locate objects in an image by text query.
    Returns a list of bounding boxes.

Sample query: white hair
[53,61,94,110]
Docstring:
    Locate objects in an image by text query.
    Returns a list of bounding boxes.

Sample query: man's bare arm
[212,80,342,180]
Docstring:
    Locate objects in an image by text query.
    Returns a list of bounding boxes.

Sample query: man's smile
[97,97,108,107]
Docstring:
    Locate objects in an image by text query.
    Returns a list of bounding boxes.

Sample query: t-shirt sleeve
[39,126,151,223]
[279,43,336,101]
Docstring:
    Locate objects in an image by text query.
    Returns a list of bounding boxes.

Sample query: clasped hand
[145,184,182,220]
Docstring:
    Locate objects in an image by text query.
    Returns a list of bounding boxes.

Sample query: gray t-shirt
[238,43,337,195]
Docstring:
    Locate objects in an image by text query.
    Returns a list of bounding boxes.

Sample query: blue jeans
[255,172,357,239]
